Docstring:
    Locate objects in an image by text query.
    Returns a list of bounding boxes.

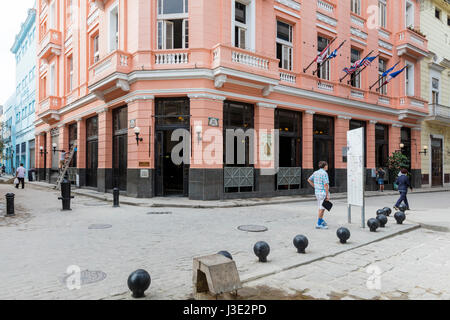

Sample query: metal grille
[67,168,77,182]
[224,167,254,190]
[277,167,302,189]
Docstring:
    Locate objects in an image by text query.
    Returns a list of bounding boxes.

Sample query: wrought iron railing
[224,167,254,191]
[277,167,302,189]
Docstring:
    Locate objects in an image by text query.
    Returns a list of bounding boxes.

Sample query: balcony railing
[280,70,297,84]
[429,103,450,119]
[39,96,61,115]
[396,28,428,58]
[155,51,189,65]
[88,50,133,86]
[38,29,62,60]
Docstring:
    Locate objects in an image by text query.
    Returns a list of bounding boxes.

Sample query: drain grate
[237,225,268,232]
[88,224,112,229]
[61,270,107,286]
[147,211,172,215]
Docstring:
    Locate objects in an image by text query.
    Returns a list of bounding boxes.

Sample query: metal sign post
[347,128,365,228]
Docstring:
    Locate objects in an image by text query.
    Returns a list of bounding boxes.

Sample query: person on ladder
[59,150,67,172]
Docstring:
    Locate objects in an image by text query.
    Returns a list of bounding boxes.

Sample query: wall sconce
[195,125,202,143]
[134,126,143,145]
[419,145,428,156]
[396,143,405,153]
[52,143,64,154]
[39,146,48,156]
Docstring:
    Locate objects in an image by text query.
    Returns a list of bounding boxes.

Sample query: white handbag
[14,178,19,185]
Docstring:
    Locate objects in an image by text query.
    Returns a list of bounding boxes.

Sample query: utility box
[193,254,242,297]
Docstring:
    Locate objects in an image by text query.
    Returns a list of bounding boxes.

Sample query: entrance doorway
[313,115,335,186]
[113,106,128,191]
[86,116,98,188]
[431,137,443,186]
[154,98,190,197]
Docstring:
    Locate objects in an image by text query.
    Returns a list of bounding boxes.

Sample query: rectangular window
[67,0,73,26]
[109,5,119,52]
[49,1,56,29]
[405,62,414,96]
[276,21,293,71]
[351,0,361,15]
[49,64,56,96]
[67,55,73,92]
[93,34,100,63]
[378,59,387,95]
[317,36,330,80]
[431,77,439,104]
[379,0,387,28]
[350,48,361,88]
[405,1,414,28]
[435,8,441,20]
[375,124,389,168]
[234,2,247,49]
[157,0,189,49]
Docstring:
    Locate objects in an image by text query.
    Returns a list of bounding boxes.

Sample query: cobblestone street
[0,182,449,300]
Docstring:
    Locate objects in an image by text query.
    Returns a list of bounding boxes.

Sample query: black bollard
[293,235,308,253]
[367,218,380,232]
[217,250,233,260]
[383,207,392,216]
[376,209,385,216]
[113,188,120,207]
[376,214,388,228]
[5,193,15,216]
[58,178,74,211]
[336,227,350,244]
[398,203,407,212]
[128,269,151,298]
[394,211,406,224]
[253,241,270,262]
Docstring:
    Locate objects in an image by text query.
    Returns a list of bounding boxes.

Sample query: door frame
[429,134,444,186]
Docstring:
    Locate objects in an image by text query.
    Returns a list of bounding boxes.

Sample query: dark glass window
[313,114,333,136]
[235,2,246,23]
[375,124,389,168]
[155,98,190,125]
[350,48,361,88]
[113,106,128,132]
[68,123,77,168]
[275,109,302,168]
[277,21,291,42]
[313,115,335,186]
[401,127,411,170]
[86,116,98,139]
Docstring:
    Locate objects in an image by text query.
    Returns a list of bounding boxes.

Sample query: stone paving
[0,182,448,300]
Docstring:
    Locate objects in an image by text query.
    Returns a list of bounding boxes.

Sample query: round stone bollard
[5,193,15,216]
[113,188,120,208]
[398,203,408,212]
[127,269,151,298]
[217,250,233,260]
[394,211,406,224]
[367,218,380,232]
[336,227,350,244]
[376,209,385,216]
[253,241,270,262]
[376,214,388,228]
[293,235,308,254]
[383,207,392,216]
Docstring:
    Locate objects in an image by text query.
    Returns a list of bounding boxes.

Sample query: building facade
[11,8,38,177]
[35,0,428,200]
[419,0,450,187]
[2,94,17,174]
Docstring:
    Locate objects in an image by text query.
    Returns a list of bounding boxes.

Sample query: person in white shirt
[16,163,26,189]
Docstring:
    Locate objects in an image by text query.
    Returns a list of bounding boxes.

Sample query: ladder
[54,142,77,190]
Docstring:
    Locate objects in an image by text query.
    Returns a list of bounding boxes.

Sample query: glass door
[431,138,443,187]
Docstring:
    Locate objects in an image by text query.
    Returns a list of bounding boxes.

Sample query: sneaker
[316,223,329,230]
[321,220,328,227]
[393,206,399,211]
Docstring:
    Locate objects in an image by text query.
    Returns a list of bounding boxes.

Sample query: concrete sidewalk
[24,178,450,209]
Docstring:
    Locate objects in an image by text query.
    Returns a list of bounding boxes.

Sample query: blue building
[2,94,17,174]
[9,8,37,176]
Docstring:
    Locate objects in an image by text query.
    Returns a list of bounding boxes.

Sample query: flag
[381,62,400,78]
[315,42,333,64]
[362,56,377,67]
[343,58,364,74]
[381,66,407,86]
[325,40,345,61]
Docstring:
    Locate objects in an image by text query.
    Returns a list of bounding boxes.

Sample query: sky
[0,0,36,105]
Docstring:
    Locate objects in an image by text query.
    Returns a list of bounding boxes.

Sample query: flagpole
[312,40,346,76]
[303,37,337,73]
[339,50,374,83]
[375,66,406,92]
[369,61,399,90]
[347,53,379,85]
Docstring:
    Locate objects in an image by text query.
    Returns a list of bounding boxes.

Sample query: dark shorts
[377,178,384,185]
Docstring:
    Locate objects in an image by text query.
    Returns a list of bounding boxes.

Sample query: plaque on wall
[129,119,136,128]
[139,162,150,167]
[208,117,219,127]
[140,169,149,178]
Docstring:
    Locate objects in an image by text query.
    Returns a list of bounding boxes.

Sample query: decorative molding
[214,75,227,88]
[305,110,316,115]
[338,115,352,120]
[275,0,301,11]
[274,5,301,19]
[262,85,275,97]
[96,107,109,115]
[369,120,378,124]
[257,102,277,109]
[378,39,393,51]
[316,23,337,34]
[351,27,368,40]
[125,95,155,104]
[392,124,403,128]
[350,37,367,46]
[187,93,226,101]
[316,12,337,27]
[378,29,390,39]
[116,79,130,92]
[351,15,365,28]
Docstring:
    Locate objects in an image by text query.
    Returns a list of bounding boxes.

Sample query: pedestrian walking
[376,167,386,192]
[308,161,330,230]
[393,168,412,211]
[1,164,5,176]
[15,163,26,189]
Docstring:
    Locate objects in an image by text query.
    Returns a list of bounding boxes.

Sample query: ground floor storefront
[34,80,424,200]
[420,121,450,187]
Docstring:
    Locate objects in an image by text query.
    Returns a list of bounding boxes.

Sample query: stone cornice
[187,93,226,101]
[125,95,155,104]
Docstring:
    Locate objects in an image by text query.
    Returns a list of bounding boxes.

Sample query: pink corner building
[34,0,428,200]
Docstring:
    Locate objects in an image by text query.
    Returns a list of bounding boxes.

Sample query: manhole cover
[88,224,112,229]
[61,270,107,286]
[238,225,268,232]
[147,211,172,215]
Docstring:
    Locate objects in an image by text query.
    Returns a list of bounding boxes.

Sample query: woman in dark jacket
[394,168,413,210]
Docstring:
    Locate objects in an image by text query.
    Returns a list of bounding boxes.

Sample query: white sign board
[347,128,364,207]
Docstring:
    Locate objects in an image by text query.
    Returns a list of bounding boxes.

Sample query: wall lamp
[395,143,405,153]
[134,127,143,145]
[419,145,428,156]
[39,146,48,156]
[52,143,65,154]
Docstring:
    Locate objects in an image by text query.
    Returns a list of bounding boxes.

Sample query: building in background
[10,8,37,178]
[34,0,428,199]
[2,94,16,174]
[419,0,450,187]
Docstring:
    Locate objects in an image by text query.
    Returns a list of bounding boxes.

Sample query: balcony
[395,28,428,58]
[38,96,61,124]
[427,103,450,124]
[88,50,133,99]
[211,44,279,94]
[38,29,62,62]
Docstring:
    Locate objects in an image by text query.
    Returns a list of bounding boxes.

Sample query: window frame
[108,2,119,53]
[378,58,388,95]
[157,0,189,50]
[317,36,330,80]
[405,60,414,97]
[276,20,293,71]
[379,0,387,28]
[351,0,361,15]
[350,48,361,88]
